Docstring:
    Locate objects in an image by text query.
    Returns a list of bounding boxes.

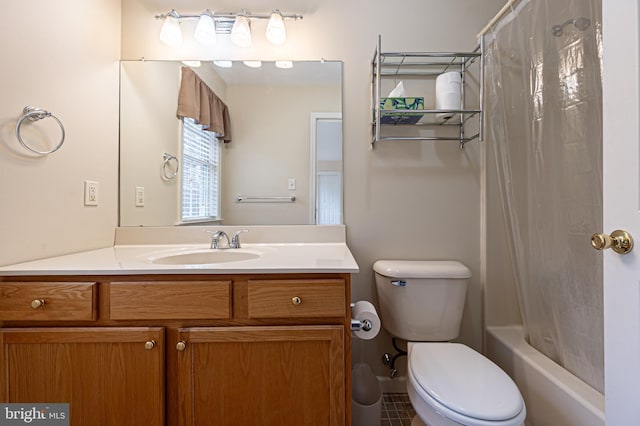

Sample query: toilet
[374,260,526,426]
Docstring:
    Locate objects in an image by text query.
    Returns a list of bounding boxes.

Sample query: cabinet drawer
[110,281,231,320]
[0,282,97,321]
[247,279,345,319]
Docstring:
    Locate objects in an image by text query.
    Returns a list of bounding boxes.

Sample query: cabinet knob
[30,299,45,309]
[291,296,302,305]
[144,340,156,351]
[176,341,187,352]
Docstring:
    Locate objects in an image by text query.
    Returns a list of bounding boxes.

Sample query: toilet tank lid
[373,260,471,279]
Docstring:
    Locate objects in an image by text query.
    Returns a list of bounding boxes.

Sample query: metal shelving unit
[371,35,484,149]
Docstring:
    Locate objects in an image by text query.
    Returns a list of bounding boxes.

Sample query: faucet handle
[231,229,249,248]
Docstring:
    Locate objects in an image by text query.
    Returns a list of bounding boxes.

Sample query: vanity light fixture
[155,9,302,47]
[243,60,262,68]
[265,10,286,45]
[181,60,202,67]
[230,15,252,47]
[213,60,233,68]
[194,11,217,46]
[275,60,293,69]
[159,10,182,47]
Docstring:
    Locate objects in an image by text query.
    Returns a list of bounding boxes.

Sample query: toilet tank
[374,260,471,342]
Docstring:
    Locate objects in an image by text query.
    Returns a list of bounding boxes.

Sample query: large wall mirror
[119,60,343,227]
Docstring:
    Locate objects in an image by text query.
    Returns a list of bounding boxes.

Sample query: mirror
[119,60,342,227]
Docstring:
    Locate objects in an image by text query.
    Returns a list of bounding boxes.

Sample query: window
[181,117,221,222]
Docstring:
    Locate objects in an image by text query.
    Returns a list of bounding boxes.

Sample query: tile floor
[381,393,415,426]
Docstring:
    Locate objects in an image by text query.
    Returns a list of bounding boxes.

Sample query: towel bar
[236,195,296,203]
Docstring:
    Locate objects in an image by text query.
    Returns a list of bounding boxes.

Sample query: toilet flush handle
[391,280,406,287]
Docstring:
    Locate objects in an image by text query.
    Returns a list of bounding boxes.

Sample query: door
[310,113,343,224]
[602,0,640,423]
[175,325,344,426]
[0,327,164,426]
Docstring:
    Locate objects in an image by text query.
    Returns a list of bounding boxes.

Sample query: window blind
[181,117,220,221]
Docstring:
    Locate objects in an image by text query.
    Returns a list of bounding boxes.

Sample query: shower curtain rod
[477,0,523,38]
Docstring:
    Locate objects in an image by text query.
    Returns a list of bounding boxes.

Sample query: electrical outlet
[135,186,145,207]
[84,181,99,206]
[288,178,296,190]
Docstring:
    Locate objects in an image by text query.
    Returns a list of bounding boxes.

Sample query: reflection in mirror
[119,60,342,227]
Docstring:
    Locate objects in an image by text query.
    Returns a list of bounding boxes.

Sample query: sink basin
[151,249,261,265]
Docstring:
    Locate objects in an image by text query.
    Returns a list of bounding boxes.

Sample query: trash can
[352,363,382,426]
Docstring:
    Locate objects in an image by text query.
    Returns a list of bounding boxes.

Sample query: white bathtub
[486,325,605,426]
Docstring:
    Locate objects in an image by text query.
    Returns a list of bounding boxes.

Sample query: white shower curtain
[484,0,603,392]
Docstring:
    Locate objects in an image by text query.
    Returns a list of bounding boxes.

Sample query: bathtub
[486,325,605,426]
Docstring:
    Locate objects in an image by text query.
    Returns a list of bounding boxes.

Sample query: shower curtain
[484,0,603,392]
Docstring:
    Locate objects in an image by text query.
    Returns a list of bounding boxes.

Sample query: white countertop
[0,243,360,276]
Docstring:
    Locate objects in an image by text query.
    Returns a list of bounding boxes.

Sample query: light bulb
[243,60,262,68]
[230,16,252,47]
[159,14,182,47]
[194,13,216,46]
[266,10,286,45]
[275,60,293,69]
[213,60,233,68]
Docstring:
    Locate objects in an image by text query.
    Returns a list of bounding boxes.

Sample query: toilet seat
[408,343,526,426]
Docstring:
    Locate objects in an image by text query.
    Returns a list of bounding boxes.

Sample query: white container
[352,397,382,426]
[435,71,462,122]
[352,363,382,426]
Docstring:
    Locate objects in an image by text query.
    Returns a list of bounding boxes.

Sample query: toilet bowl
[407,343,525,426]
[373,260,526,426]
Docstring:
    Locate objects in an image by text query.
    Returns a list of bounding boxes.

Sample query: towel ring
[162,153,179,180]
[15,106,65,155]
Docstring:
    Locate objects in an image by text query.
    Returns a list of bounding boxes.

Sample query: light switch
[288,178,296,190]
[135,186,145,207]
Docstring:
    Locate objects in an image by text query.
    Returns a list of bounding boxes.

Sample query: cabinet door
[0,327,164,426]
[176,326,344,426]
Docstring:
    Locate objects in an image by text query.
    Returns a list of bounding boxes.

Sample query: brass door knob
[591,230,634,254]
[30,299,45,309]
[144,340,156,351]
[176,341,187,352]
[291,296,302,305]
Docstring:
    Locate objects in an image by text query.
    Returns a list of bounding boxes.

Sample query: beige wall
[0,0,121,265]
[120,61,182,226]
[222,85,341,225]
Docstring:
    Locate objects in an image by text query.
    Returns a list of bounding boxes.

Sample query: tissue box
[379,97,425,124]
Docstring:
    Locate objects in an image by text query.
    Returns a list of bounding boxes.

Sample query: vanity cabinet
[0,274,351,426]
[0,327,164,425]
[175,326,344,425]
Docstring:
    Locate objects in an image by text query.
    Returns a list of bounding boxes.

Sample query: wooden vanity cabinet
[0,327,165,426]
[0,274,352,426]
[176,326,344,426]
[0,281,164,425]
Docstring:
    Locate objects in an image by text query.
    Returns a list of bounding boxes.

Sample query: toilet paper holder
[350,302,373,332]
[351,319,373,332]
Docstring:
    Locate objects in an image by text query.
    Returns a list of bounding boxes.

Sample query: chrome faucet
[208,229,249,249]
[230,229,249,248]
[209,230,231,249]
